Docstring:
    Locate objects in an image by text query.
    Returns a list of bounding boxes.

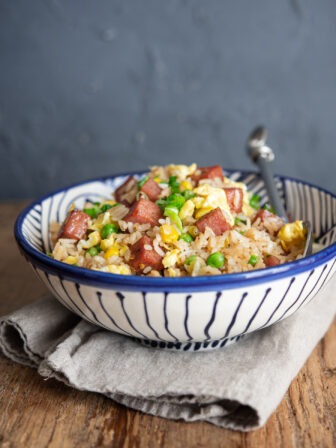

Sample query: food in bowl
[15,168,336,350]
[50,164,308,277]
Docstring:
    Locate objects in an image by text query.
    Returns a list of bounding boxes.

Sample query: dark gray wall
[1,0,335,199]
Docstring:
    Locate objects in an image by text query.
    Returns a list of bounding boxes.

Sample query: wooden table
[1,201,335,448]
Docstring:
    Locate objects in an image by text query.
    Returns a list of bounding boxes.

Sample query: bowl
[14,169,336,351]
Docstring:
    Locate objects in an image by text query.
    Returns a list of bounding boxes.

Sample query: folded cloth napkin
[1,278,336,432]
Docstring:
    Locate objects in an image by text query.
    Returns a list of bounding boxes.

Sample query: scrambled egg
[179,200,195,220]
[104,244,120,259]
[160,224,179,243]
[278,221,306,252]
[162,249,180,268]
[89,212,111,231]
[179,180,193,191]
[107,264,131,275]
[193,184,234,226]
[81,231,101,249]
[64,256,77,265]
[167,163,197,180]
[100,234,115,251]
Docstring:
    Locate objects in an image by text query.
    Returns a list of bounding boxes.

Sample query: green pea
[83,207,100,218]
[248,254,259,267]
[185,255,197,265]
[179,233,193,243]
[138,176,149,188]
[101,223,119,239]
[206,252,225,268]
[87,246,99,257]
[249,194,261,210]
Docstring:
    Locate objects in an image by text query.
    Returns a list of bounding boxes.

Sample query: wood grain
[0,201,335,448]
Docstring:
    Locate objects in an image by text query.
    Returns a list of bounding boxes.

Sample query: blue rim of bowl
[14,169,336,292]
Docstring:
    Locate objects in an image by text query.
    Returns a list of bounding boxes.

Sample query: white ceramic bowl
[15,170,336,351]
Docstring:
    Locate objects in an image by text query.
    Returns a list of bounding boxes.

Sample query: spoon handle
[246,126,288,221]
[256,155,288,222]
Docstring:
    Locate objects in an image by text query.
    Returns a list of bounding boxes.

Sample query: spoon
[246,126,313,257]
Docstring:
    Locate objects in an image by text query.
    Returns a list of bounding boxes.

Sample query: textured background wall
[1,0,335,199]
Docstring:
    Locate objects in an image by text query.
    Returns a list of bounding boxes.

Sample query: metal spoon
[246,126,313,257]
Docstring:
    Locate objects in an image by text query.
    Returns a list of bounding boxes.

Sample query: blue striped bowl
[14,170,336,351]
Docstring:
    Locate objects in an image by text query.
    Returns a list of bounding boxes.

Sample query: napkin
[1,278,335,432]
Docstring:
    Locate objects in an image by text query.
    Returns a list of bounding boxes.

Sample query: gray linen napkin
[1,278,336,432]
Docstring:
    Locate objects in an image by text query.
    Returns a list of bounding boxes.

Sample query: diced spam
[59,209,90,240]
[195,207,231,235]
[224,188,243,213]
[191,165,224,182]
[264,255,281,267]
[252,209,273,223]
[114,176,138,205]
[252,209,284,234]
[129,235,163,273]
[124,198,163,226]
[140,178,161,201]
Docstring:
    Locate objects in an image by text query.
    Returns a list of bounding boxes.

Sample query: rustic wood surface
[0,201,335,448]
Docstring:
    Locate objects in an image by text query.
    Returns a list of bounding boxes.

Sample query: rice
[49,163,308,276]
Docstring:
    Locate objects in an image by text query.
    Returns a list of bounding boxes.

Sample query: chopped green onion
[168,176,180,193]
[87,246,99,257]
[46,251,53,257]
[248,254,259,267]
[166,193,185,210]
[249,194,261,210]
[101,223,119,239]
[164,205,179,215]
[262,203,275,213]
[93,202,101,206]
[164,205,183,232]
[185,255,197,265]
[234,217,247,225]
[156,198,167,211]
[179,233,193,243]
[138,176,149,188]
[206,252,225,268]
[100,204,110,213]
[182,190,196,200]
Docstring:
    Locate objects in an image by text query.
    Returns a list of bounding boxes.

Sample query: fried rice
[49,164,307,277]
